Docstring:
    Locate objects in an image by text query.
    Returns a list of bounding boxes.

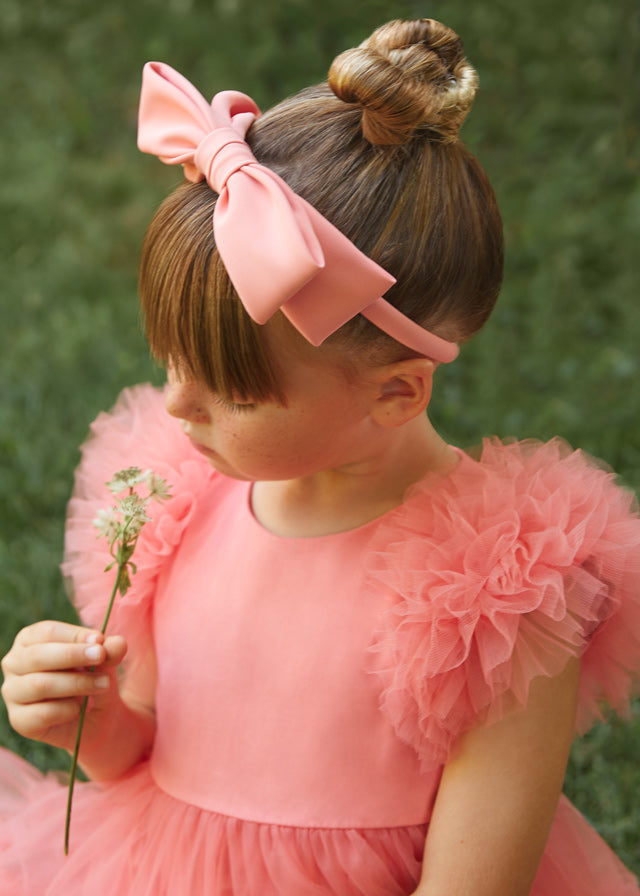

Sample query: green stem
[64,567,121,855]
[63,694,89,855]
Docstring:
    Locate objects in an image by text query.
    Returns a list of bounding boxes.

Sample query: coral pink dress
[1,384,639,895]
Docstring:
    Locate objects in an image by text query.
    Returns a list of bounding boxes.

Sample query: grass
[1,0,639,874]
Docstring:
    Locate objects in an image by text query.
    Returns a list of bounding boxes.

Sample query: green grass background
[1,0,639,873]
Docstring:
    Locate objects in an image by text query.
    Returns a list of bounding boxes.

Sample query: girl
[1,17,639,896]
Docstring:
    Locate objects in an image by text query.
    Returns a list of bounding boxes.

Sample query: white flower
[118,494,151,538]
[93,507,120,544]
[107,467,147,494]
[141,469,172,501]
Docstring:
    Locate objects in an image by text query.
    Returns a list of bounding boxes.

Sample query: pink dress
[1,384,639,895]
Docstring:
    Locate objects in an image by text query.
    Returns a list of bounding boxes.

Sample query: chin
[204,456,256,482]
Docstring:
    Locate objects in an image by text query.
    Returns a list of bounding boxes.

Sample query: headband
[137,61,459,363]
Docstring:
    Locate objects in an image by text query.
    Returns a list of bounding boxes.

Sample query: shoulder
[368,437,640,770]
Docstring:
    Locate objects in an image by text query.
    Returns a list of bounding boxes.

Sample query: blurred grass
[1,0,638,873]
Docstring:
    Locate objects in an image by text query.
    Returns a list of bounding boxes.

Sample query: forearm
[76,693,156,781]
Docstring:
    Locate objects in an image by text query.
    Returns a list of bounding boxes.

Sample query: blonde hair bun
[328,19,478,146]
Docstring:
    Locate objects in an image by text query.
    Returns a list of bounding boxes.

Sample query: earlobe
[370,359,435,428]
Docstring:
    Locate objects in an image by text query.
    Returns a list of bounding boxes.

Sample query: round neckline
[244,446,467,542]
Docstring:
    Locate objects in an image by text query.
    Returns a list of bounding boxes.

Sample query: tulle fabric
[368,438,640,771]
[532,797,640,895]
[0,751,426,896]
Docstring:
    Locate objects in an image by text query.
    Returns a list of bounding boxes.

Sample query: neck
[251,415,457,537]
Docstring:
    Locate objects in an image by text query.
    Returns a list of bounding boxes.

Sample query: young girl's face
[164,335,382,482]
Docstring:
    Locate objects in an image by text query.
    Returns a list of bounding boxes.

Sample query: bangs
[139,181,286,405]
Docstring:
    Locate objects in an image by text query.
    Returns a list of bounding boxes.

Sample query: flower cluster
[92,467,172,597]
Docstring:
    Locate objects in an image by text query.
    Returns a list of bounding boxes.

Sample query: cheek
[236,422,317,474]
[217,417,281,462]
[214,399,354,476]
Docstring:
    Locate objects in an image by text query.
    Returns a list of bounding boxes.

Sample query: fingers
[5,668,111,706]
[1,620,128,747]
[3,669,111,742]
[7,697,85,742]
[3,623,126,676]
[13,620,103,649]
[5,637,103,677]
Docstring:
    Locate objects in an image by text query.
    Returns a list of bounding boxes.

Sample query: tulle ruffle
[0,750,426,896]
[368,438,640,771]
[61,384,214,673]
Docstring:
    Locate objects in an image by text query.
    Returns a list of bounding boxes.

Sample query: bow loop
[138,63,259,181]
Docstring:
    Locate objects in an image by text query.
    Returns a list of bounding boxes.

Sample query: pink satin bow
[137,61,459,362]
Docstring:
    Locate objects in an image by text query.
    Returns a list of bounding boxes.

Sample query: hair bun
[328,19,478,146]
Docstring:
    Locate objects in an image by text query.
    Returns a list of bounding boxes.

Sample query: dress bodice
[150,475,442,827]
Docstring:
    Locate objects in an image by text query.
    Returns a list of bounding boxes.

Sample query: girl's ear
[369,358,436,427]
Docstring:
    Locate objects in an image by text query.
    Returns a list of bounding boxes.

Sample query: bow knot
[193,130,256,193]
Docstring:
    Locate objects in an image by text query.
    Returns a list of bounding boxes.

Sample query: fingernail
[86,633,101,645]
[85,645,103,661]
[95,676,110,690]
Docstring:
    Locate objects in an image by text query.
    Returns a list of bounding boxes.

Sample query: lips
[186,436,218,460]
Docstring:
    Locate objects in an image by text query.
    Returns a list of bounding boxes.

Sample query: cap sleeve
[62,384,214,667]
[368,438,640,771]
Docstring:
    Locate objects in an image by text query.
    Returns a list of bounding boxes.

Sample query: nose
[164,378,211,424]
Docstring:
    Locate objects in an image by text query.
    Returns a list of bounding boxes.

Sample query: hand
[1,621,127,755]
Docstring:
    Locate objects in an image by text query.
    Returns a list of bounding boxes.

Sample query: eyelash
[214,396,256,414]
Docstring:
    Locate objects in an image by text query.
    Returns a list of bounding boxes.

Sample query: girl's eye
[214,395,256,414]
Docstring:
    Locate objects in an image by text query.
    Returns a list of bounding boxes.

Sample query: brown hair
[140,18,503,403]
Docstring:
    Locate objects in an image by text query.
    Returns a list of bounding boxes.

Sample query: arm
[1,621,156,781]
[412,657,581,896]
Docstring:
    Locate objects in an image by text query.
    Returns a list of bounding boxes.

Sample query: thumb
[100,635,128,669]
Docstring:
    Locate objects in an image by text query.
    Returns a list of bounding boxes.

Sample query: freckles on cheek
[225,427,272,464]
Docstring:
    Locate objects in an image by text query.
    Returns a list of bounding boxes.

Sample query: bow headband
[137,61,459,363]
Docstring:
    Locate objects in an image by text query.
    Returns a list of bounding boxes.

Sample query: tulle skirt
[0,750,425,896]
[0,748,637,896]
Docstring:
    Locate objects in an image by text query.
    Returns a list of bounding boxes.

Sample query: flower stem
[63,467,169,854]
[64,570,121,854]
[63,695,89,855]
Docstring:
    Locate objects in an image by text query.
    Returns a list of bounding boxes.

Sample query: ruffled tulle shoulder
[368,437,640,771]
[62,385,215,668]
